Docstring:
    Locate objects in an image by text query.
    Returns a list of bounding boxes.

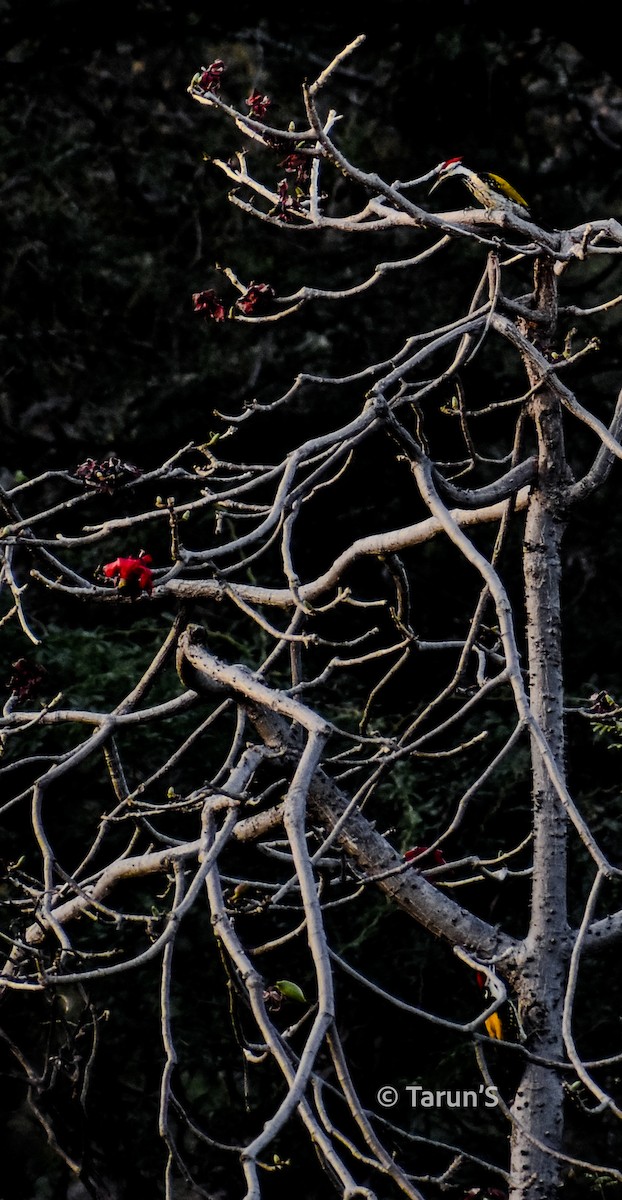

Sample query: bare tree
[3,35,622,1200]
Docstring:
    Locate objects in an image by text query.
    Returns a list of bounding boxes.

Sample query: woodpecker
[475,972,504,1039]
[429,157,531,218]
[475,970,523,1042]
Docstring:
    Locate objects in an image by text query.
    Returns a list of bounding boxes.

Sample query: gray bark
[509,259,573,1197]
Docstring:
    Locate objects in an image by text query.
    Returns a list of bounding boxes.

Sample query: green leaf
[275,979,306,1003]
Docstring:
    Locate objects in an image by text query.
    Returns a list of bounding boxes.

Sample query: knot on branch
[176,624,228,696]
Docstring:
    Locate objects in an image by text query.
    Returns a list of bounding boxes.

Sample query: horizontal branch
[162,487,532,609]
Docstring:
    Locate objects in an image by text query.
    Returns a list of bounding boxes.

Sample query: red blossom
[192,289,227,322]
[246,89,271,118]
[197,60,226,93]
[102,552,154,596]
[6,658,47,702]
[269,178,300,222]
[404,845,446,867]
[279,151,311,187]
[235,282,275,315]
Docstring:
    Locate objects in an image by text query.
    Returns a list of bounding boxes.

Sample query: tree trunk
[509,260,573,1197]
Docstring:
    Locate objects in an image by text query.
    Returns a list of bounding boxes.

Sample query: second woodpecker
[429,156,531,219]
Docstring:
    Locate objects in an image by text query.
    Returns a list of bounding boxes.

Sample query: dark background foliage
[3,3,622,1197]
[4,0,622,475]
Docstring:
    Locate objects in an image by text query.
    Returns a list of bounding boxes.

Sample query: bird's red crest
[441,156,463,168]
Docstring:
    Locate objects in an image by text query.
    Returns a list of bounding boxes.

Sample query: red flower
[246,89,271,118]
[269,178,300,222]
[197,60,225,93]
[279,151,311,187]
[192,289,227,322]
[235,282,275,315]
[404,845,446,867]
[7,658,47,702]
[102,552,154,596]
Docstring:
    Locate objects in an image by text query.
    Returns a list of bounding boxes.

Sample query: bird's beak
[428,174,445,196]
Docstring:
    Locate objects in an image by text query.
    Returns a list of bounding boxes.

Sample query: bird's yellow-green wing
[485,172,530,210]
